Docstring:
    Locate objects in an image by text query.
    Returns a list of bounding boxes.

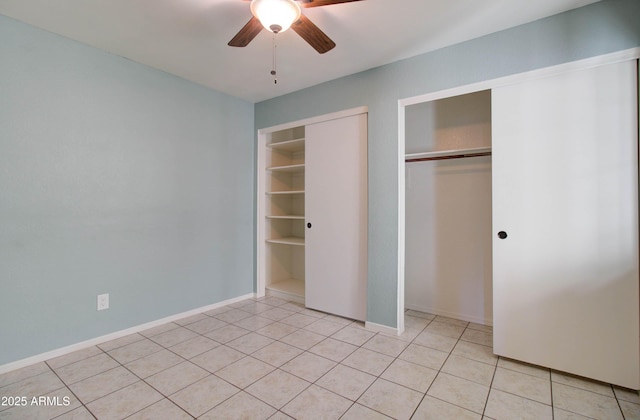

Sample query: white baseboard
[365,321,399,336]
[0,293,255,375]
[404,303,492,326]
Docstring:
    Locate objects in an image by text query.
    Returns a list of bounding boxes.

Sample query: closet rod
[405,151,491,163]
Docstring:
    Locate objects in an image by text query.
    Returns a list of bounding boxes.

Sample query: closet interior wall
[404,90,493,325]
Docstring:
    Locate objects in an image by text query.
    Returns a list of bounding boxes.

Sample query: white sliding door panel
[305,114,368,321]
[492,61,639,388]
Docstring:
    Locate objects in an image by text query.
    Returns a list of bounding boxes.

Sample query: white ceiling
[0,0,599,102]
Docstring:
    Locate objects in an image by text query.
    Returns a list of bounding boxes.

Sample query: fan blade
[228,17,263,47]
[291,14,336,54]
[298,0,364,8]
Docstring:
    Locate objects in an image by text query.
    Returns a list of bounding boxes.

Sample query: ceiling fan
[228,0,365,54]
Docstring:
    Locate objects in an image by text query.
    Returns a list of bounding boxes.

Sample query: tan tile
[382,327,422,343]
[405,310,435,320]
[168,335,219,359]
[341,403,393,419]
[47,346,103,369]
[362,334,408,357]
[215,356,275,388]
[280,329,325,350]
[139,322,180,338]
[425,321,465,339]
[357,378,423,420]
[0,391,81,419]
[69,366,137,403]
[467,322,493,333]
[552,382,623,420]
[497,357,550,380]
[97,333,145,352]
[233,315,275,331]
[261,296,289,307]
[127,398,192,420]
[226,332,274,354]
[204,324,251,343]
[279,302,306,312]
[107,338,163,365]
[316,364,376,400]
[434,315,469,327]
[404,315,432,330]
[551,371,614,397]
[398,343,448,370]
[183,316,228,334]
[260,307,296,321]
[331,326,376,346]
[460,329,492,347]
[308,338,357,362]
[54,353,119,385]
[246,369,310,409]
[191,345,245,373]
[280,352,337,382]
[170,375,239,417]
[614,386,640,404]
[148,327,199,348]
[0,370,65,398]
[618,400,640,420]
[320,314,354,326]
[87,381,163,419]
[252,341,303,367]
[255,322,299,340]
[125,349,184,378]
[0,362,50,388]
[427,372,489,414]
[553,407,593,419]
[413,330,458,353]
[381,358,437,392]
[203,306,232,316]
[451,340,498,366]
[441,354,496,386]
[282,384,352,419]
[342,347,394,376]
[214,308,253,323]
[53,406,96,420]
[492,367,551,405]
[304,319,345,336]
[173,312,209,326]
[199,391,276,420]
[412,395,481,420]
[236,301,274,315]
[485,388,552,420]
[280,313,318,328]
[145,361,209,395]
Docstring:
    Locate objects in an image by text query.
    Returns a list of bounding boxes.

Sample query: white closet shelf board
[267,164,305,173]
[266,237,305,246]
[266,191,305,195]
[266,215,305,220]
[267,138,305,152]
[405,147,492,161]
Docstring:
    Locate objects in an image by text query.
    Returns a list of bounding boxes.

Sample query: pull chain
[270,32,277,84]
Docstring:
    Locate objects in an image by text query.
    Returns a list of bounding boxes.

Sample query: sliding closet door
[492,60,639,388]
[305,113,368,321]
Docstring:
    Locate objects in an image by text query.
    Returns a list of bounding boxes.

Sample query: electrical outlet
[97,293,109,311]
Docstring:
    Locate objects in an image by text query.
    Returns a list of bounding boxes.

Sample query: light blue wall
[255,0,640,328]
[0,16,255,365]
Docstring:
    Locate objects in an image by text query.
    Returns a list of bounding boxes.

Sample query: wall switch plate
[97,293,109,311]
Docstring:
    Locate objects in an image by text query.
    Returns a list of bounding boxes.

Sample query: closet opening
[401,89,493,328]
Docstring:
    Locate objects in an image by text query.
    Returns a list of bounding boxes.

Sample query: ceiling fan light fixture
[250,0,301,34]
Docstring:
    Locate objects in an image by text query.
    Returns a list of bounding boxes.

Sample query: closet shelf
[266,278,305,301]
[266,215,305,220]
[266,237,305,246]
[266,190,305,195]
[405,146,491,162]
[267,138,305,153]
[267,163,305,173]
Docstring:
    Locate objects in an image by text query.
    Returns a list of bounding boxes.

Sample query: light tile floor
[1,296,639,419]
